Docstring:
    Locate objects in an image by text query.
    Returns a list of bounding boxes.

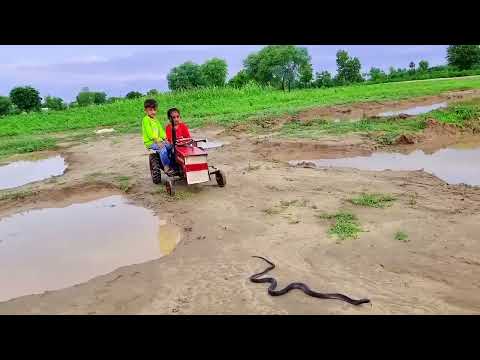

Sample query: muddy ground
[1,92,480,315]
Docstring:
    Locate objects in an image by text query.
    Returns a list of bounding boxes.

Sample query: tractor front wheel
[215,170,226,187]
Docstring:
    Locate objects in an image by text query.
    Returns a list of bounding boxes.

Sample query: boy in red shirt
[166,107,191,143]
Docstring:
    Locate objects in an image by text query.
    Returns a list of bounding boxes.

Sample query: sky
[0,45,448,102]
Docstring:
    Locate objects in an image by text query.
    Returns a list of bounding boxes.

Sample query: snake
[249,256,370,306]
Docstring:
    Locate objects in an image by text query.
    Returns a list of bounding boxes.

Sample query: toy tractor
[148,121,226,196]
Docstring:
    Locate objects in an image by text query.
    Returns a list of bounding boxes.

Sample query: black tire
[215,170,226,187]
[166,179,175,196]
[149,153,162,184]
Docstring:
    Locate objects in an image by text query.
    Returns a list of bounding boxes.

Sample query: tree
[409,61,416,71]
[76,90,95,106]
[93,92,107,104]
[335,50,363,85]
[9,86,42,112]
[167,61,205,90]
[228,69,251,88]
[298,62,313,88]
[314,71,334,88]
[243,45,312,90]
[147,89,159,96]
[44,96,66,111]
[368,67,387,82]
[0,96,12,116]
[418,60,429,72]
[447,45,480,70]
[125,91,143,99]
[200,58,228,87]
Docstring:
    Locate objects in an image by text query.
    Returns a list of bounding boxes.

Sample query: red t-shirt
[166,123,191,143]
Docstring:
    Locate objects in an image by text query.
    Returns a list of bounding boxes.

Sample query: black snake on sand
[250,256,370,306]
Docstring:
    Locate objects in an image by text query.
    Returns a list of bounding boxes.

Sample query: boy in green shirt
[142,99,175,176]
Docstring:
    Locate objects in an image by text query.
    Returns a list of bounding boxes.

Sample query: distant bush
[9,86,42,112]
[0,96,12,116]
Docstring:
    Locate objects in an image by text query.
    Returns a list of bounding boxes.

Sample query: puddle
[0,155,67,190]
[378,102,447,117]
[289,142,480,186]
[0,195,181,302]
[196,139,224,150]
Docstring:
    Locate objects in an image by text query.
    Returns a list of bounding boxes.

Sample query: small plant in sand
[317,211,363,240]
[349,193,396,208]
[394,231,409,242]
[115,175,133,193]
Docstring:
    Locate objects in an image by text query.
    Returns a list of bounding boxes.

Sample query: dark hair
[144,99,157,109]
[167,107,180,120]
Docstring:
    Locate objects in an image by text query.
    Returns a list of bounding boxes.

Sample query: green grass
[394,231,409,242]
[317,211,363,240]
[280,98,480,141]
[349,193,396,208]
[114,175,133,193]
[0,189,38,201]
[1,77,480,158]
[0,137,57,158]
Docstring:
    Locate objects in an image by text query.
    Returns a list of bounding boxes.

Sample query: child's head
[167,107,181,126]
[144,99,157,118]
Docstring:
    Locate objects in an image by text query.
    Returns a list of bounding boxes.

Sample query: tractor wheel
[149,153,162,184]
[215,170,226,187]
[165,179,175,196]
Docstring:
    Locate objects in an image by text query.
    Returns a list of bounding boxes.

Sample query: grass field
[1,76,480,158]
[280,98,480,143]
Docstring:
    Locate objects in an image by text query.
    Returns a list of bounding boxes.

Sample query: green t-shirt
[142,115,167,148]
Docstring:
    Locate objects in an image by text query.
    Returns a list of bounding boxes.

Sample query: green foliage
[394,231,409,242]
[167,61,205,90]
[228,69,252,88]
[368,67,387,82]
[447,45,480,70]
[147,89,159,96]
[9,86,42,112]
[299,62,313,87]
[349,193,396,208]
[200,58,228,87]
[317,211,362,240]
[93,92,107,104]
[418,60,429,72]
[125,91,143,99]
[314,71,334,88]
[76,90,107,106]
[335,50,364,85]
[43,96,66,111]
[0,137,57,157]
[0,96,12,116]
[107,97,122,103]
[243,45,312,90]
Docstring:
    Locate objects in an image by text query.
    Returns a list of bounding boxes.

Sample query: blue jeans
[151,142,173,168]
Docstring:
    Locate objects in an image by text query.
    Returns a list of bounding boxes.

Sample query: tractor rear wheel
[215,170,226,187]
[149,153,162,184]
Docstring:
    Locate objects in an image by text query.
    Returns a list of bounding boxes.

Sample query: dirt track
[1,93,480,315]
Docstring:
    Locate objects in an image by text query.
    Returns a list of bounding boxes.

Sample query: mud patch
[0,155,67,190]
[0,195,180,302]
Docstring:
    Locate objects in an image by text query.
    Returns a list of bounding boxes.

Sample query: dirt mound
[395,134,419,145]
